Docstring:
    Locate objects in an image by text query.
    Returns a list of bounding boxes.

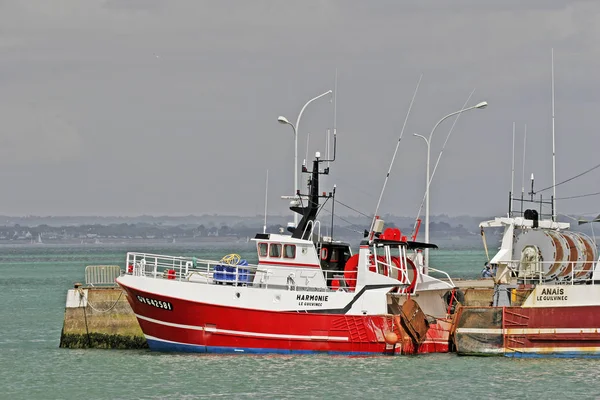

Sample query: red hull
[455,305,600,357]
[504,306,600,357]
[120,284,450,355]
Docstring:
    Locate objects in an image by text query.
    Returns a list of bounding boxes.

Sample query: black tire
[443,289,465,313]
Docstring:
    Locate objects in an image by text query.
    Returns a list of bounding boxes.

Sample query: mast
[263,170,269,234]
[511,122,515,215]
[370,74,422,234]
[551,48,557,221]
[291,155,321,239]
[332,68,337,171]
[289,135,337,239]
[521,124,527,216]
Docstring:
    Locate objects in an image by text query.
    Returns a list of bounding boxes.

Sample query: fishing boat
[453,198,600,357]
[116,145,458,355]
[453,52,600,358]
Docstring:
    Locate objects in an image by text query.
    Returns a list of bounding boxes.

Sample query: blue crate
[214,259,250,284]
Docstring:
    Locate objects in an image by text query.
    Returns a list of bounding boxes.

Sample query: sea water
[1,243,599,399]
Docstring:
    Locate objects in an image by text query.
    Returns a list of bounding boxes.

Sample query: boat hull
[454,305,600,358]
[118,281,451,355]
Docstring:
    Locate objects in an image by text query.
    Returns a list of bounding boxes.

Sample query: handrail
[427,267,455,287]
[496,259,597,285]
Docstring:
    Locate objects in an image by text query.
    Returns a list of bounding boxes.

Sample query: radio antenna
[551,48,557,221]
[369,73,422,234]
[263,169,269,234]
[511,122,516,215]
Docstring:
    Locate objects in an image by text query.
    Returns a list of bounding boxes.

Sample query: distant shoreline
[0,236,246,245]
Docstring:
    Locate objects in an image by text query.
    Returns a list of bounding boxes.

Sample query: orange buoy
[385,331,399,345]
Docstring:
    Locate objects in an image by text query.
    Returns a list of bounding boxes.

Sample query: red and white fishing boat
[116,146,458,355]
[453,189,600,358]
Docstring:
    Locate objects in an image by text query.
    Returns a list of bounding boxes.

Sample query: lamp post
[415,101,488,272]
[278,89,333,228]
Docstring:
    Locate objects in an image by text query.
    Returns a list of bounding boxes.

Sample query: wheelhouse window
[283,244,296,259]
[269,243,282,258]
[321,248,328,260]
[258,243,268,257]
[331,249,339,262]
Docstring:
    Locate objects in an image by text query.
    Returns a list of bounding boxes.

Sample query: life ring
[368,255,389,275]
[391,256,418,294]
[343,254,360,291]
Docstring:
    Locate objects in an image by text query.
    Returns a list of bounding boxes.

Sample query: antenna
[370,74,422,234]
[521,124,527,194]
[263,170,269,234]
[304,131,310,167]
[511,122,515,214]
[530,173,535,201]
[330,184,336,239]
[333,69,338,138]
[326,129,331,166]
[331,69,338,170]
[551,48,557,221]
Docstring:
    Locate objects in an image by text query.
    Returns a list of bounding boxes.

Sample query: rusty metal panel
[400,298,429,344]
[454,307,504,356]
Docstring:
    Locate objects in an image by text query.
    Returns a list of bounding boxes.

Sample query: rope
[77,288,124,313]
[537,161,600,193]
[318,208,365,234]
[481,228,490,262]
[219,254,241,266]
[335,200,371,219]
[555,191,600,200]
[79,291,91,347]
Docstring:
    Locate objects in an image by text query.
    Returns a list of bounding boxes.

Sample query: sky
[1,0,599,220]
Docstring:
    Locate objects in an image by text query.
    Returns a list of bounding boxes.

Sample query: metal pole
[425,137,431,274]
[511,122,515,214]
[413,134,430,273]
[423,103,486,270]
[293,90,332,227]
[263,169,269,234]
[551,48,557,221]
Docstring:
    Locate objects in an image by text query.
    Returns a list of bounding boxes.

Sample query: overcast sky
[1,1,599,221]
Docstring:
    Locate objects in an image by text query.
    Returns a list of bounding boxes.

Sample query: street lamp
[415,101,488,273]
[278,89,333,228]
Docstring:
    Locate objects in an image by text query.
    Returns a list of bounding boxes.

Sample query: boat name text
[297,294,329,307]
[137,295,173,311]
[536,287,568,302]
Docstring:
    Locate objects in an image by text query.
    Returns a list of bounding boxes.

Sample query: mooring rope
[77,288,124,313]
[79,290,92,347]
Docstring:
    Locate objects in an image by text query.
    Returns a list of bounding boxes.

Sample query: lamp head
[277,116,290,125]
[475,101,488,109]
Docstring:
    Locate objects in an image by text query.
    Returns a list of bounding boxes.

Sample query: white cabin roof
[479,216,570,230]
[251,233,313,245]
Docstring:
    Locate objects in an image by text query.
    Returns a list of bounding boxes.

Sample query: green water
[1,243,599,399]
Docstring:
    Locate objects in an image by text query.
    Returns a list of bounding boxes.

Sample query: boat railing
[427,267,456,287]
[125,252,360,292]
[501,259,597,285]
[302,219,321,243]
[125,252,263,286]
[370,247,452,293]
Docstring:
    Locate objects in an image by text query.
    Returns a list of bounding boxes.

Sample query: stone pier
[59,284,147,349]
